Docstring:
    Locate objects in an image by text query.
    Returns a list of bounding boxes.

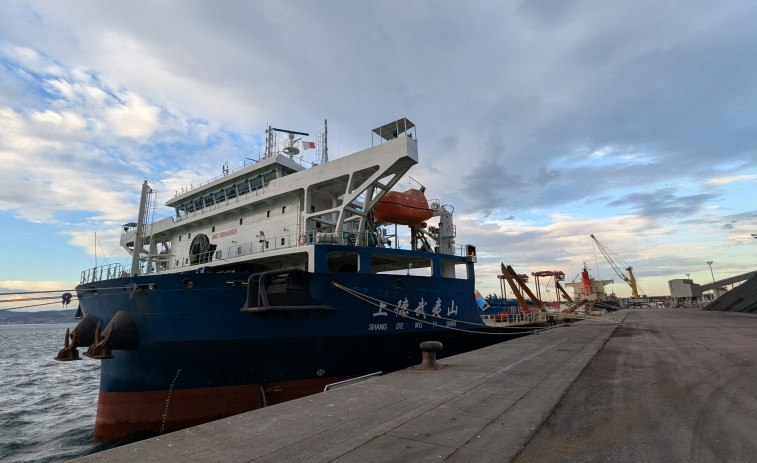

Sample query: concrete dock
[72,309,757,462]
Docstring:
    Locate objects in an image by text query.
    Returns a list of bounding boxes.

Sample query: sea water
[0,324,132,462]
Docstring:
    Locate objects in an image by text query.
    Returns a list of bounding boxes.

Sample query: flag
[301,141,315,150]
[475,290,489,310]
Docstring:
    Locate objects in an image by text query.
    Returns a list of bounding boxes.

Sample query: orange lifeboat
[374,189,434,227]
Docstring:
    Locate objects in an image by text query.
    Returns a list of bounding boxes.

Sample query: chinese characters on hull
[369,296,462,331]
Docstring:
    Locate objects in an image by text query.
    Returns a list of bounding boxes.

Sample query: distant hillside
[0,309,79,325]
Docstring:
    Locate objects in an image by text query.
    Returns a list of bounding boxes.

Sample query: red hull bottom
[93,376,351,441]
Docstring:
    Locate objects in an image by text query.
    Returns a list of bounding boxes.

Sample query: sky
[1,0,756,310]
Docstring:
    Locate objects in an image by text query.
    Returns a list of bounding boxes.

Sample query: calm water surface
[0,324,135,462]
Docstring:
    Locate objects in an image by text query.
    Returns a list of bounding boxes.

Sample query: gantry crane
[531,270,573,307]
[590,234,640,298]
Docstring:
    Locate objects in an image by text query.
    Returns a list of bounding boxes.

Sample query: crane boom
[555,281,573,303]
[590,234,640,298]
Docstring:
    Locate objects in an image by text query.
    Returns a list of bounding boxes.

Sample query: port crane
[531,270,573,307]
[499,263,544,312]
[590,234,641,299]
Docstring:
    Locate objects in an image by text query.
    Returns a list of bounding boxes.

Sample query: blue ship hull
[71,245,536,439]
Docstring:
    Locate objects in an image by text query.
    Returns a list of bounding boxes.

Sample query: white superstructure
[112,118,457,279]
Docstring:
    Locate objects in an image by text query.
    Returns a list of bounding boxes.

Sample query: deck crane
[590,234,640,298]
[499,264,544,312]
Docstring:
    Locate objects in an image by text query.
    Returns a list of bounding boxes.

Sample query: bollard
[412,340,443,370]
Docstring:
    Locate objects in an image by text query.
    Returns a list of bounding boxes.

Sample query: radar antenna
[273,127,309,159]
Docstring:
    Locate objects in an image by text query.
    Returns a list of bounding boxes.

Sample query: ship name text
[212,228,238,240]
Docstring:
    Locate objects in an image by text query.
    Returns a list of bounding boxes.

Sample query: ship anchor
[55,312,98,361]
[84,311,140,359]
[55,311,139,361]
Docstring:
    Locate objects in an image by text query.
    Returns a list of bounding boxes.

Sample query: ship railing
[481,311,554,327]
[80,263,127,284]
[171,155,313,201]
[169,230,365,271]
[164,230,476,272]
[171,162,270,199]
[173,182,271,223]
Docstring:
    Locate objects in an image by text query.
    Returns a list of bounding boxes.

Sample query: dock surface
[71,309,757,462]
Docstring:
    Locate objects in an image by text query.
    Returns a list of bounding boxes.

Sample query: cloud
[606,188,718,218]
[1,0,757,296]
[104,91,161,139]
[0,47,235,227]
[0,280,78,292]
[706,175,757,186]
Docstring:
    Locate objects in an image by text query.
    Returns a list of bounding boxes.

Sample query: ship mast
[322,119,328,164]
[130,180,152,276]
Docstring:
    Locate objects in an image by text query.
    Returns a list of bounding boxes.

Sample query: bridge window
[238,180,250,195]
[441,260,467,279]
[263,171,276,185]
[215,190,226,204]
[371,254,432,277]
[329,252,359,273]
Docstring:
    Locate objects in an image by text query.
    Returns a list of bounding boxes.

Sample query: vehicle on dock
[55,118,545,440]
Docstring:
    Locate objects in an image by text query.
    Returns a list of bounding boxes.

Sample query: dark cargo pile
[703,273,757,313]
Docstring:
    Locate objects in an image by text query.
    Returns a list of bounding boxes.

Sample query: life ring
[298,233,307,245]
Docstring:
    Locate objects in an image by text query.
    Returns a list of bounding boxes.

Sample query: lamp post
[706,261,715,281]
[706,261,718,299]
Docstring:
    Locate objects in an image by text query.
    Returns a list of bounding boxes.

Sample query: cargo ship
[56,118,537,440]
[564,263,620,311]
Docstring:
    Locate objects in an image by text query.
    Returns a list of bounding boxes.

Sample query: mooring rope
[0,289,78,296]
[0,301,67,311]
[0,295,74,303]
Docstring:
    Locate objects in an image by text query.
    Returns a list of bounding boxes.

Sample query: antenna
[272,128,309,137]
[271,127,310,159]
[322,119,328,164]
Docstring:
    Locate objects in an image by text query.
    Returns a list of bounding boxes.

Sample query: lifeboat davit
[374,189,434,227]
